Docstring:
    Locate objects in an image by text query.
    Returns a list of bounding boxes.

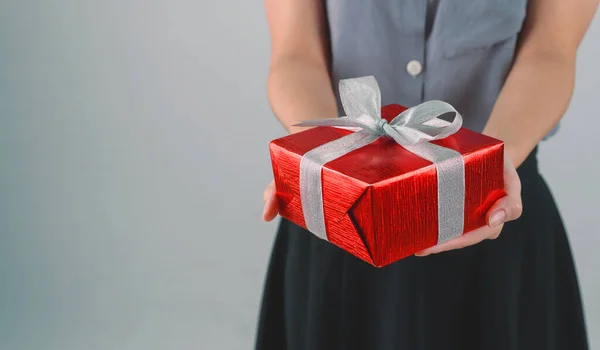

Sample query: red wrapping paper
[270,104,505,267]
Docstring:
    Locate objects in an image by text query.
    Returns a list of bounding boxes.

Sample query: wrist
[482,128,528,169]
[287,125,315,135]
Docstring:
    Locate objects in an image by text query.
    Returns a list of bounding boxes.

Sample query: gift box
[269,76,505,267]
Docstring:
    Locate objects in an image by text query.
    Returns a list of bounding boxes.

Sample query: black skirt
[255,148,588,350]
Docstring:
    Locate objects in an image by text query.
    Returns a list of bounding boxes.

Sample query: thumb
[486,195,522,228]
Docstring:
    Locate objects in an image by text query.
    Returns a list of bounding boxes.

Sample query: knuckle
[488,233,500,240]
[514,176,522,190]
[487,228,502,240]
[513,201,523,218]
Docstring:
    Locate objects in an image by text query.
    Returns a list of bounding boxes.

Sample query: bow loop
[389,100,462,143]
[339,76,382,121]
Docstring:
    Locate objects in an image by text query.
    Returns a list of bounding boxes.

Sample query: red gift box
[270,103,505,267]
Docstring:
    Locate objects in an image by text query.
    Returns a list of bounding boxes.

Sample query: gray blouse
[325,0,543,135]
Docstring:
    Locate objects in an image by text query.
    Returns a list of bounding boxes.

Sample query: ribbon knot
[376,118,389,134]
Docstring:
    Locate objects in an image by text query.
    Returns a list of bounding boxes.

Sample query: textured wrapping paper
[269,82,505,267]
[295,77,469,245]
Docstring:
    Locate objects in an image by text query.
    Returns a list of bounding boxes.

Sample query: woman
[257,0,597,349]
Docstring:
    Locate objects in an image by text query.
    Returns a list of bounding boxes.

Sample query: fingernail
[414,251,429,257]
[489,209,506,227]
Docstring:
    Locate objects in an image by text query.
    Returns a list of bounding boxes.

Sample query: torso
[325,0,527,132]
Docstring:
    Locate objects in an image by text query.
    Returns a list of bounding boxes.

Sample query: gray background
[0,1,598,349]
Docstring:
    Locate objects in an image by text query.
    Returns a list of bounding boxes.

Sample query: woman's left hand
[415,152,523,257]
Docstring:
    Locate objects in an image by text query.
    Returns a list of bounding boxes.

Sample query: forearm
[267,55,338,134]
[483,52,575,167]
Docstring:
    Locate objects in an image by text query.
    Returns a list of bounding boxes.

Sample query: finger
[504,154,522,217]
[486,195,522,227]
[415,225,502,256]
[262,193,279,222]
[262,182,279,222]
[263,181,275,202]
[504,152,522,197]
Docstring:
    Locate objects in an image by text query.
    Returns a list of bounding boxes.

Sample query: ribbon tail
[294,118,361,128]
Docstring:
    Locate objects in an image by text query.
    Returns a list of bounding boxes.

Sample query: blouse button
[406,60,423,77]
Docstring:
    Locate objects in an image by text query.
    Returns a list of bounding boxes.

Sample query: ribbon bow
[295,76,463,146]
[295,76,466,245]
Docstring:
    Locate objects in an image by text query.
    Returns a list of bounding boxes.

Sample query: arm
[417,0,598,256]
[265,0,337,134]
[483,0,599,167]
[263,0,336,220]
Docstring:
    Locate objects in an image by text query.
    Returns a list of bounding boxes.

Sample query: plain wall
[0,1,598,349]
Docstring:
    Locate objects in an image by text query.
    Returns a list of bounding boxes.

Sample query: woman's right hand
[262,180,279,222]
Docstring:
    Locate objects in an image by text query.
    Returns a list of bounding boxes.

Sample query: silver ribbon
[296,76,465,244]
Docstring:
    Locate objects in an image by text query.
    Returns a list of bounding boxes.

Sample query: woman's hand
[263,180,279,222]
[415,152,523,256]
